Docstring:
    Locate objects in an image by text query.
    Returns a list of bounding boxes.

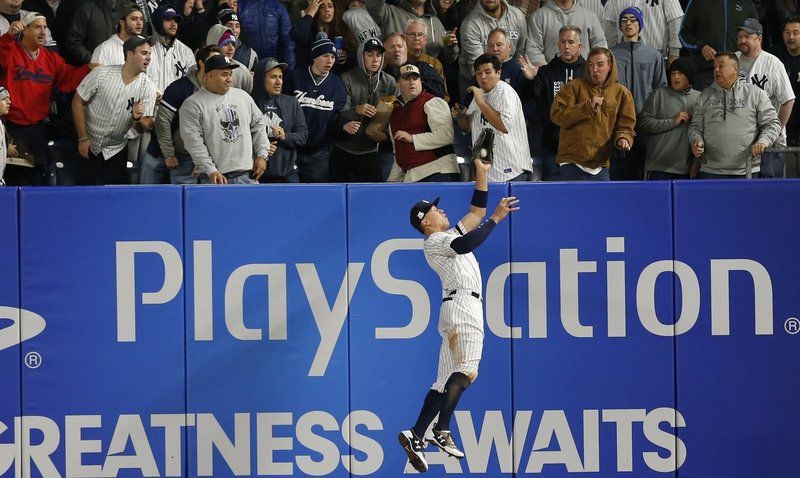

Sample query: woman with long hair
[292,0,356,73]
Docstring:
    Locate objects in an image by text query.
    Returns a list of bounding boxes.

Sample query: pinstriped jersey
[424,222,482,293]
[466,81,532,182]
[77,65,157,158]
[736,51,796,143]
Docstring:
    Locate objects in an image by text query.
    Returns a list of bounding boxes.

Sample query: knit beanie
[311,32,337,59]
[217,8,239,26]
[668,56,696,85]
[619,6,644,31]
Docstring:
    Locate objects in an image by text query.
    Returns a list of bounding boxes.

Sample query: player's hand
[490,196,520,223]
[268,140,277,156]
[591,96,604,110]
[692,140,704,158]
[615,137,631,151]
[701,45,717,61]
[253,157,267,180]
[355,104,377,118]
[474,157,491,174]
[393,130,413,143]
[78,140,91,159]
[751,143,766,157]
[209,171,227,184]
[165,156,179,169]
[467,86,485,104]
[7,143,18,158]
[271,125,286,140]
[673,111,690,125]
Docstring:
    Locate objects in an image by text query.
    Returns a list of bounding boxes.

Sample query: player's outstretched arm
[490,196,520,224]
[449,195,519,254]
[458,159,491,232]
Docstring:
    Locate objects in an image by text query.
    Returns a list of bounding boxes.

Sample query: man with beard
[92,3,145,65]
[770,15,800,176]
[72,35,157,184]
[736,18,795,177]
[521,25,585,180]
[147,4,194,93]
[1,12,90,185]
[550,47,635,181]
[138,4,197,184]
[180,54,269,184]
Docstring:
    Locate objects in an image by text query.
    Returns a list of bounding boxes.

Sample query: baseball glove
[471,128,495,165]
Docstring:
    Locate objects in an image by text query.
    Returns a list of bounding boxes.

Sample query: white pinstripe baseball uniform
[602,0,684,57]
[148,39,195,93]
[737,50,796,145]
[91,35,126,66]
[424,221,485,393]
[77,65,157,158]
[467,80,532,182]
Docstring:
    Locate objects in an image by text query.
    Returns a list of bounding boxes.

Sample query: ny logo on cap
[417,212,424,219]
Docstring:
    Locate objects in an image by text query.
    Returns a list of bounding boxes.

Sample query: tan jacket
[550,51,636,169]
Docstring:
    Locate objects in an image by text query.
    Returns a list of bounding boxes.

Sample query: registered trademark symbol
[24,351,42,369]
[785,317,800,335]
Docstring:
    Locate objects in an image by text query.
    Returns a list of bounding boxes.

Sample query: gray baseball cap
[261,57,288,73]
[738,18,763,35]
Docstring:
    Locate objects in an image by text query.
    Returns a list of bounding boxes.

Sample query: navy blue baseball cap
[410,197,439,233]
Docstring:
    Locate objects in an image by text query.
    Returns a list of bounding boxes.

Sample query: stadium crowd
[1,0,799,185]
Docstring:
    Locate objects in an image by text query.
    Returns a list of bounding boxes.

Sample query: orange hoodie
[550,50,636,169]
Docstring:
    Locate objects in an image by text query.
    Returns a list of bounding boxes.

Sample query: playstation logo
[0,306,46,350]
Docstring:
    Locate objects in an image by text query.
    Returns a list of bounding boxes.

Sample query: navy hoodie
[284,66,348,152]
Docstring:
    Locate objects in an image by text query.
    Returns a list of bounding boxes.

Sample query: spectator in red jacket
[0,12,90,184]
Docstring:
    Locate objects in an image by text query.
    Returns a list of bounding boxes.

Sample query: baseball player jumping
[399,159,519,473]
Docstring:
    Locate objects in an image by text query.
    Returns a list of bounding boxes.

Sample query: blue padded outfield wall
[0,182,798,477]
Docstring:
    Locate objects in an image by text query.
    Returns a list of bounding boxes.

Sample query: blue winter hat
[311,32,337,59]
[619,6,644,31]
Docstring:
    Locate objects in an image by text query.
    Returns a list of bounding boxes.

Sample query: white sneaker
[398,430,429,472]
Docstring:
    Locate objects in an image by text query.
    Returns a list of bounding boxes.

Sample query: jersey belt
[442,290,481,302]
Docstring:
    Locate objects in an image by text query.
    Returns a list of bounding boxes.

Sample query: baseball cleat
[398,430,429,473]
[427,426,465,459]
